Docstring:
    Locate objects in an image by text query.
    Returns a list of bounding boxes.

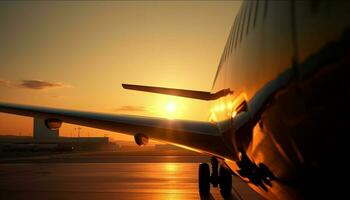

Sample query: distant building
[0,136,117,152]
[0,118,117,152]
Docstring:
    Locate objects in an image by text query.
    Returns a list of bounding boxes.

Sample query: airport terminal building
[0,118,117,152]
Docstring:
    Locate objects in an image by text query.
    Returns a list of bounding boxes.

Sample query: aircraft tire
[219,166,232,198]
[198,163,210,197]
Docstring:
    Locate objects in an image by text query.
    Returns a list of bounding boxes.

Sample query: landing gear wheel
[219,166,232,198]
[198,163,210,197]
[258,163,275,180]
[210,157,219,187]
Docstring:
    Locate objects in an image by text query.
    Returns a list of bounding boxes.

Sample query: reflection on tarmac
[201,193,238,200]
[0,162,262,200]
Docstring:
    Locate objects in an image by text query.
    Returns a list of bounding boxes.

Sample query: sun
[165,102,177,114]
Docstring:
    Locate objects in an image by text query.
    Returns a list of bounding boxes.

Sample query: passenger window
[239,3,248,43]
[230,16,238,53]
[227,25,235,55]
[264,0,268,19]
[222,45,227,62]
[246,1,253,35]
[234,9,242,49]
[253,0,259,28]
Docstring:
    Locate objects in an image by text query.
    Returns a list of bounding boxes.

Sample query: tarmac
[0,152,262,200]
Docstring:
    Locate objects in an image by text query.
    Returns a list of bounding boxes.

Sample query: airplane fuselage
[210,1,350,199]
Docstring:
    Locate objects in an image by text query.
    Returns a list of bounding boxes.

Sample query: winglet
[122,84,233,100]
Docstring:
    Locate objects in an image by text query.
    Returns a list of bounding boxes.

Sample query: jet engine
[134,133,149,146]
[44,118,62,130]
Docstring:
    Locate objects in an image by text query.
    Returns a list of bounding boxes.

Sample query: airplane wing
[0,102,235,159]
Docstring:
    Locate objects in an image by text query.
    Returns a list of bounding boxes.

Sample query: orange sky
[0,1,241,141]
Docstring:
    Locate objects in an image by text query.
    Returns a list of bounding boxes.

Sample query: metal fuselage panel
[210,1,350,199]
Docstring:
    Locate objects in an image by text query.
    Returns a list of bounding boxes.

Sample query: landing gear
[237,152,275,190]
[198,163,210,197]
[258,163,275,180]
[210,157,219,187]
[219,166,232,198]
[198,158,232,198]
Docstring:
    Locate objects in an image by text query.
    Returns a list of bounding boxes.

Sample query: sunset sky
[0,1,241,141]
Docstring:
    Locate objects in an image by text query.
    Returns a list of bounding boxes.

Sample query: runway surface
[0,155,262,200]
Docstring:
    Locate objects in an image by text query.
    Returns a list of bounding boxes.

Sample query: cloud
[19,80,66,90]
[0,79,9,87]
[49,95,67,99]
[114,105,148,113]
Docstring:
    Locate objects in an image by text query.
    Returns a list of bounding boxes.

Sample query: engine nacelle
[134,133,149,146]
[44,118,62,130]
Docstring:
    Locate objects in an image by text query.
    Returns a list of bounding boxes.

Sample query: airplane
[1,1,349,199]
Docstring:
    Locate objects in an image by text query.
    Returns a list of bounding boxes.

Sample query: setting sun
[165,102,177,114]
